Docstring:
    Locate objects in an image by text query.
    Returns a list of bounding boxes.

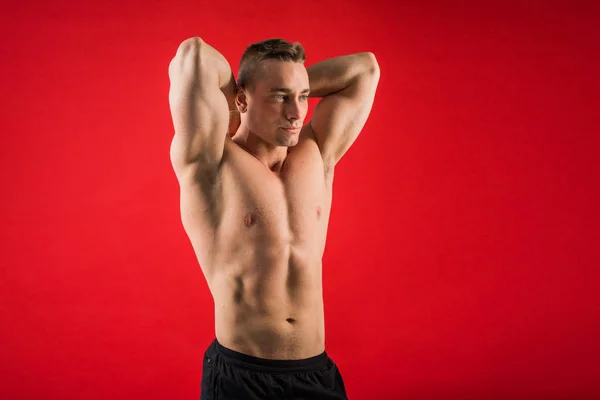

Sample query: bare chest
[218,141,333,248]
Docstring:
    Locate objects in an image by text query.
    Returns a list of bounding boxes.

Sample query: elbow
[176,36,204,58]
[357,52,380,84]
[170,37,204,78]
[354,52,379,78]
[364,52,380,76]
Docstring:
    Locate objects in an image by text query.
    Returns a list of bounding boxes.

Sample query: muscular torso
[178,125,333,360]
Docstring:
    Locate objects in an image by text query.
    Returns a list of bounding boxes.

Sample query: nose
[285,99,303,121]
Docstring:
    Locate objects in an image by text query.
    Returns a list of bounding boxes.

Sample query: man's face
[242,60,310,147]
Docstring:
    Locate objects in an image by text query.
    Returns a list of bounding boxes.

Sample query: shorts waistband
[212,338,330,373]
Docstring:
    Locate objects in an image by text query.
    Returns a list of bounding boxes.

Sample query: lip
[281,127,300,132]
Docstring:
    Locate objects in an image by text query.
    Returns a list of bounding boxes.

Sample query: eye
[274,94,285,100]
[300,95,308,101]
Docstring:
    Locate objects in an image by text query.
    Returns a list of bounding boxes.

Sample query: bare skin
[168,37,379,360]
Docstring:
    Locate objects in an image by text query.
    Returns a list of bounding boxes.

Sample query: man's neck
[231,128,288,172]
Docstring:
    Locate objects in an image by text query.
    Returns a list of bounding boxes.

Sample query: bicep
[310,64,379,166]
[168,41,229,176]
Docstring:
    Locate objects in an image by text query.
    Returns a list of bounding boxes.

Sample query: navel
[244,212,255,227]
[286,317,296,324]
[316,206,322,220]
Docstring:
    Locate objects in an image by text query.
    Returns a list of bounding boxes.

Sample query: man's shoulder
[294,123,335,179]
[300,121,316,140]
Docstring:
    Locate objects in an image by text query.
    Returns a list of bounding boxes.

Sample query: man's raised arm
[307,52,380,168]
[168,37,237,180]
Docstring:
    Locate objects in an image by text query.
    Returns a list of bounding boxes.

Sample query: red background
[1,1,599,399]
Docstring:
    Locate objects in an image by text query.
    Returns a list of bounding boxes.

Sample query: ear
[236,87,248,113]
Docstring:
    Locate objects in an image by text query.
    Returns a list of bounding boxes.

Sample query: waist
[211,338,330,373]
[215,305,325,360]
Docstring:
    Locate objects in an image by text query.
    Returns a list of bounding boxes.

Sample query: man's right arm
[168,37,236,180]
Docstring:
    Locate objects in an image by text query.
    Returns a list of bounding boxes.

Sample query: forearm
[198,39,237,111]
[307,52,377,98]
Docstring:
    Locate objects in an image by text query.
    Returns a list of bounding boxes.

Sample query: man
[168,36,379,400]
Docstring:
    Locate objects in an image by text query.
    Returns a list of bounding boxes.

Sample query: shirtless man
[168,36,379,400]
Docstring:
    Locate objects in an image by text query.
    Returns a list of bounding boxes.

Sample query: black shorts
[201,338,348,400]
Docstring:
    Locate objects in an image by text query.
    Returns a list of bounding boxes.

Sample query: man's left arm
[307,52,380,168]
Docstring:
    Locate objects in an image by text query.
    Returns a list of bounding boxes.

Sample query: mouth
[280,127,301,133]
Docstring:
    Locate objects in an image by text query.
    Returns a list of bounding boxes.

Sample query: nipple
[244,212,255,227]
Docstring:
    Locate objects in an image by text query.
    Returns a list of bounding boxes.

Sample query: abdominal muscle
[205,242,327,360]
[182,135,331,360]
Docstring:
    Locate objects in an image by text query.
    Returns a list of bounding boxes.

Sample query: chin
[276,135,299,147]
